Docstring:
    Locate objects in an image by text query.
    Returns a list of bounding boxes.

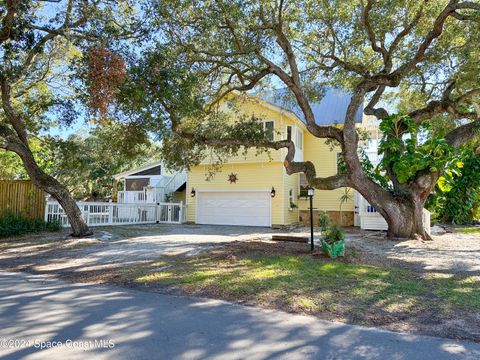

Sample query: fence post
[179,201,184,224]
[108,201,113,225]
[44,201,49,223]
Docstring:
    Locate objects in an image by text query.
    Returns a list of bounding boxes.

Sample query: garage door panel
[197,191,271,227]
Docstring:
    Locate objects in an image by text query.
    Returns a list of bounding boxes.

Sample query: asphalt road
[0,271,479,360]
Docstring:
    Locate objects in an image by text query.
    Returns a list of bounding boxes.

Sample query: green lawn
[456,226,480,235]
[132,249,480,319]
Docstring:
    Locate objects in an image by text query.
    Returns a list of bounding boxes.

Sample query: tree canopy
[0,0,152,235]
[120,0,480,238]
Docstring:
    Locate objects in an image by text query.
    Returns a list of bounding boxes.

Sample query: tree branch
[0,76,28,144]
[0,0,15,43]
[362,0,388,63]
[445,120,480,148]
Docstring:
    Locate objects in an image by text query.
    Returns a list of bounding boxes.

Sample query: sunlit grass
[133,253,480,315]
[456,226,480,235]
[133,255,439,313]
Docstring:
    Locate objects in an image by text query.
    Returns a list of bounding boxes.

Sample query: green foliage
[323,224,345,245]
[50,125,160,200]
[0,212,61,238]
[379,115,460,185]
[427,149,480,224]
[339,188,353,206]
[0,125,160,200]
[318,211,330,233]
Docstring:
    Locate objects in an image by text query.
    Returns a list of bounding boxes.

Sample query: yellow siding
[297,132,354,212]
[283,170,299,224]
[201,96,304,164]
[173,190,186,203]
[188,94,355,225]
[186,163,284,225]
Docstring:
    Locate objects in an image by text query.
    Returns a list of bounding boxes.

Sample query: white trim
[295,126,303,150]
[233,91,307,130]
[195,190,272,227]
[123,175,163,179]
[114,161,163,180]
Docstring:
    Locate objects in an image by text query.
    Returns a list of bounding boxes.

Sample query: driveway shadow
[1,271,479,360]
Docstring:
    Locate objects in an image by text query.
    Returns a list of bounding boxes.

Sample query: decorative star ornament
[228,173,238,184]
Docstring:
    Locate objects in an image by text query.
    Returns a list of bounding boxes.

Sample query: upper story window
[264,121,275,141]
[125,178,149,191]
[286,125,292,141]
[296,128,303,150]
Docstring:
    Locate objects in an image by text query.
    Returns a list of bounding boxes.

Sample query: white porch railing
[45,201,185,227]
[117,190,151,203]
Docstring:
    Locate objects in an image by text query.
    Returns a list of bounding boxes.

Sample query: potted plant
[289,202,298,211]
[321,224,345,259]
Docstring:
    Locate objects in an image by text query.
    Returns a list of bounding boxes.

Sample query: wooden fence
[0,180,45,219]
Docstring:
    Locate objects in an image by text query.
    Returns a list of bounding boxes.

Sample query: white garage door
[197,191,271,227]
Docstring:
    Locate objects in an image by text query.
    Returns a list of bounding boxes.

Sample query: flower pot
[321,239,345,259]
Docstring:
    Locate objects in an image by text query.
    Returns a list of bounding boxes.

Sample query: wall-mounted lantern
[190,188,196,197]
[270,187,276,198]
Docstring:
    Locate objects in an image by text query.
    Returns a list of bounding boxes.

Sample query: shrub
[321,223,346,259]
[0,212,61,238]
[323,224,345,244]
[318,211,330,233]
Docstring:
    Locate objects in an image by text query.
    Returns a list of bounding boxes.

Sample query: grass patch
[133,248,480,319]
[456,226,480,235]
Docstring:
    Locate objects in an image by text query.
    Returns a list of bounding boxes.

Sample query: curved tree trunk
[382,201,430,240]
[9,140,92,237]
[361,189,431,240]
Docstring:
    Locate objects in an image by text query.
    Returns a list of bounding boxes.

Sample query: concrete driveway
[0,224,311,276]
[1,271,479,360]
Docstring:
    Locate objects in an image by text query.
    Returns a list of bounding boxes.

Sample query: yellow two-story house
[114,88,379,228]
[182,89,374,228]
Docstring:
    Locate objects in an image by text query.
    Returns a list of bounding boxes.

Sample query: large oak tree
[137,0,480,239]
[0,0,145,236]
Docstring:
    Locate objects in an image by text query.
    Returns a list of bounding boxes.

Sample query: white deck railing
[45,201,186,227]
[117,190,150,203]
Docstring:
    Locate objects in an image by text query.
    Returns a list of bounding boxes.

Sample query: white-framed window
[264,121,275,141]
[286,125,293,141]
[299,173,308,198]
[289,188,294,206]
[296,128,303,149]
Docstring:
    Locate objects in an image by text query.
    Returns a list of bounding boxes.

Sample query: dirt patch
[345,228,480,275]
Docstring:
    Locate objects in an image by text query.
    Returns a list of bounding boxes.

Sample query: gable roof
[256,87,363,125]
[113,161,162,180]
